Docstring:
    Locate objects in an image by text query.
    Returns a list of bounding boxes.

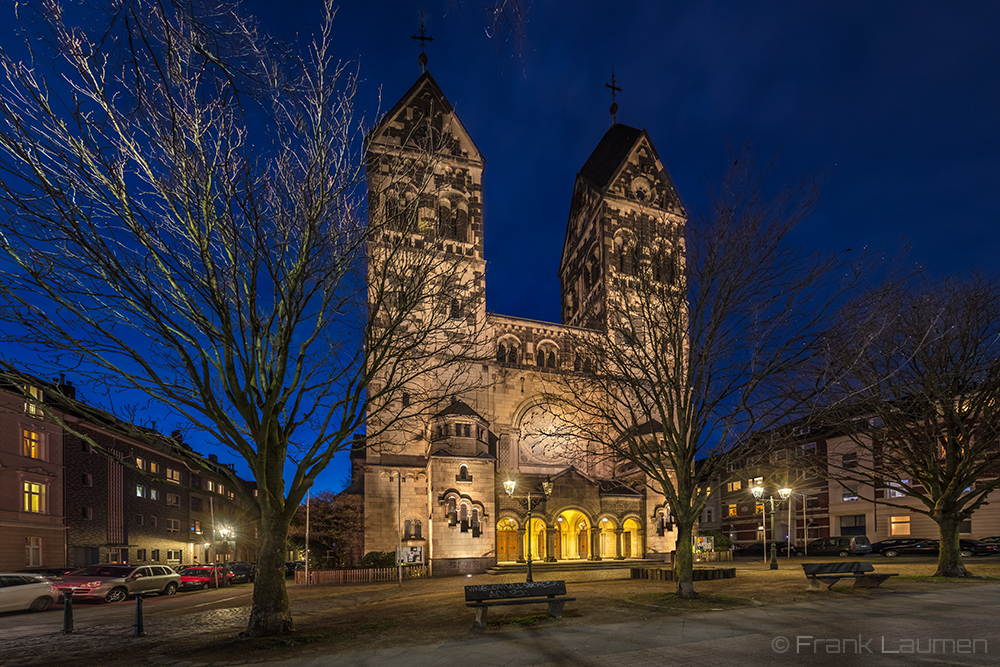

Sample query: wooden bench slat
[465,580,567,602]
[802,561,897,591]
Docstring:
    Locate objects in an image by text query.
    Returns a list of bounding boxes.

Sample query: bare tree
[817,274,1000,577]
[0,0,482,635]
[546,154,874,598]
[288,489,363,569]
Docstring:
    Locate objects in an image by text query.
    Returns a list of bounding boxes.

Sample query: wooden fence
[295,565,429,585]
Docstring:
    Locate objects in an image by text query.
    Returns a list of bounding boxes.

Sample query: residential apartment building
[1,376,257,571]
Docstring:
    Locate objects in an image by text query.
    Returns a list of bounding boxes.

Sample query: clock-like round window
[631,176,652,202]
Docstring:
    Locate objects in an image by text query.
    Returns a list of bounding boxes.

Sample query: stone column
[614,528,624,560]
[591,528,602,561]
[545,528,558,562]
[516,528,526,563]
[638,528,646,560]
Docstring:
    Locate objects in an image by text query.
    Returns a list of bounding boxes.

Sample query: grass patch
[627,592,757,611]
[487,613,552,627]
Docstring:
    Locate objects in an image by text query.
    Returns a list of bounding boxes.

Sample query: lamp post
[504,477,554,583]
[751,485,792,570]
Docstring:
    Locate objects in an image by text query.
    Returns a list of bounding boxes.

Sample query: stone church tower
[356,68,686,575]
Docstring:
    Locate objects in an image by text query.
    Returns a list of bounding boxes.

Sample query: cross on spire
[411,12,435,73]
[605,65,622,123]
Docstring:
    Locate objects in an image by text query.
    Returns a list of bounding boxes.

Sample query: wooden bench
[465,580,575,628]
[802,562,898,591]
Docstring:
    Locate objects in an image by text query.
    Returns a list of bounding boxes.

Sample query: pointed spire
[605,65,622,124]
[411,12,435,73]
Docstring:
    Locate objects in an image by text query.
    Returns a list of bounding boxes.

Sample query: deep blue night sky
[6,1,998,491]
[265,0,998,489]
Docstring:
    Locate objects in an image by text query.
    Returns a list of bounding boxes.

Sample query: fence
[295,565,429,585]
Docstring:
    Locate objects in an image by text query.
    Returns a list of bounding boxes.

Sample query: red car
[178,566,233,590]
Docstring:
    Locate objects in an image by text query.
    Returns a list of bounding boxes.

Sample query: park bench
[464,580,575,628]
[802,561,898,591]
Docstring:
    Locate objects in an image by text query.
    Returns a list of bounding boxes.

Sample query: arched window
[497,343,507,363]
[414,520,422,539]
[507,345,518,365]
[404,519,412,539]
[471,508,480,536]
[547,351,556,368]
[460,504,469,532]
[536,349,544,367]
[458,465,470,481]
[447,499,457,526]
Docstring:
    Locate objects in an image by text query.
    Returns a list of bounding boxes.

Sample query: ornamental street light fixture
[751,485,792,570]
[504,477,554,583]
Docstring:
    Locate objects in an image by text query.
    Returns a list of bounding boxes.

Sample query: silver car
[54,564,180,603]
[0,573,59,612]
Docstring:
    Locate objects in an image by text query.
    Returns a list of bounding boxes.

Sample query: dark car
[869,538,927,555]
[285,561,305,577]
[883,539,1000,557]
[735,541,798,557]
[228,562,256,584]
[805,536,872,557]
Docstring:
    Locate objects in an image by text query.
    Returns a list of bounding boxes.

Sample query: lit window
[191,520,202,534]
[726,481,742,492]
[25,537,42,567]
[149,461,160,474]
[750,477,763,486]
[217,484,225,496]
[727,504,738,517]
[136,485,147,498]
[166,493,180,507]
[135,457,146,470]
[755,503,764,515]
[166,468,181,483]
[207,480,216,493]
[22,481,46,513]
[150,488,159,501]
[22,429,44,460]
[887,480,907,499]
[226,490,235,500]
[23,384,43,416]
[842,484,859,501]
[890,516,910,536]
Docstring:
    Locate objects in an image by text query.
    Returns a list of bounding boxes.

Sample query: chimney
[209,454,218,463]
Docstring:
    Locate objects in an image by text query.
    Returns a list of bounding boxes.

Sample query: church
[354,66,687,576]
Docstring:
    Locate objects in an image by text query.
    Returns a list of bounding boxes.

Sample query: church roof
[578,123,644,190]
[434,399,487,421]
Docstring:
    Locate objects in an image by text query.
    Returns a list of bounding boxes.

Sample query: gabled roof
[434,398,487,422]
[578,124,644,191]
[367,70,483,162]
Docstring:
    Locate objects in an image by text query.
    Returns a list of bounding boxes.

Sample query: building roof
[434,399,487,422]
[578,123,644,190]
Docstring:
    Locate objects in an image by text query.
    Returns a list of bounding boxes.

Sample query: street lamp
[504,477,554,583]
[751,485,792,570]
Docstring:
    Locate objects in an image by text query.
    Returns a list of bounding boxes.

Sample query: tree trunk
[242,510,295,637]
[674,522,698,599]
[934,513,971,578]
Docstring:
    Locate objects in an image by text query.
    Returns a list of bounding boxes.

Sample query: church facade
[355,71,686,576]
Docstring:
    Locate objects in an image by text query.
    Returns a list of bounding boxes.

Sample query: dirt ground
[72,559,1000,666]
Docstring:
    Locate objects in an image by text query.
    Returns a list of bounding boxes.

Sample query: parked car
[979,536,1000,544]
[869,538,927,555]
[805,536,872,557]
[228,562,256,584]
[178,566,234,590]
[52,565,180,603]
[882,539,1000,558]
[0,573,60,613]
[285,561,305,577]
[735,541,798,557]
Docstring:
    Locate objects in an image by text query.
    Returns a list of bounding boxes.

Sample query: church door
[497,531,517,562]
[623,533,632,558]
[578,531,588,559]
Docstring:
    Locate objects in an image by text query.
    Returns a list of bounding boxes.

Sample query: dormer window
[23,384,43,416]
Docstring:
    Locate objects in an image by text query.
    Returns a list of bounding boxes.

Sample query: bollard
[133,591,145,637]
[62,589,74,634]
